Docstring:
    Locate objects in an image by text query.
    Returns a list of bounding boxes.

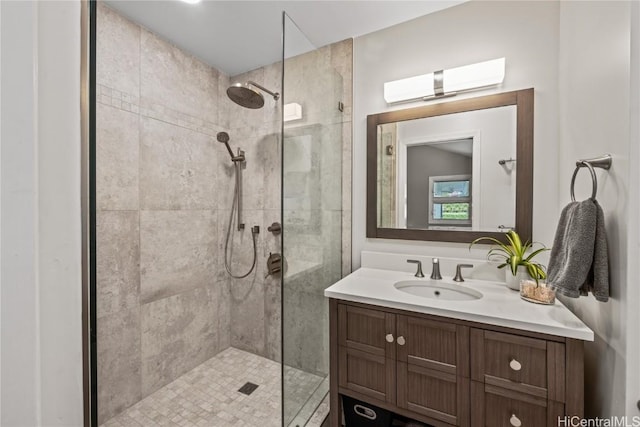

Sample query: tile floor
[101,347,328,427]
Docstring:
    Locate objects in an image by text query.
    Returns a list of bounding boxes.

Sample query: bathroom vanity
[325,256,593,427]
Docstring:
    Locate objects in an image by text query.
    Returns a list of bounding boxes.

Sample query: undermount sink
[394,280,483,301]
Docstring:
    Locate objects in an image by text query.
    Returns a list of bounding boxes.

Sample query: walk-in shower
[93,4,350,426]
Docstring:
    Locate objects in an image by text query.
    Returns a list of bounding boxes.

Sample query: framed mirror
[366,88,533,244]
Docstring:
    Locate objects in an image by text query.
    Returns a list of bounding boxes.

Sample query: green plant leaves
[469,230,549,282]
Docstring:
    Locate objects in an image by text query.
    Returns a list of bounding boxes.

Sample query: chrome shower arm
[247,80,280,101]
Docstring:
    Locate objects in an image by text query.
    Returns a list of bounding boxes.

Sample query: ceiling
[105,1,465,76]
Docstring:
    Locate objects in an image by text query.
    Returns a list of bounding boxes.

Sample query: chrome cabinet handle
[385,334,394,343]
[510,414,522,427]
[509,358,522,371]
[397,336,406,346]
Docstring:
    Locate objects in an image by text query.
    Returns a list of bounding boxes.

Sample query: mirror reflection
[377,105,517,232]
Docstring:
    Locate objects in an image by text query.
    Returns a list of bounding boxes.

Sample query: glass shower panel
[282,13,344,427]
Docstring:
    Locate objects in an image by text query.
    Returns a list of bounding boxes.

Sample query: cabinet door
[396,315,470,425]
[396,315,469,376]
[338,304,396,358]
[471,381,564,427]
[337,304,396,403]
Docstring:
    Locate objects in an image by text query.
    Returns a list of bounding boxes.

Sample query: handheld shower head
[217,131,245,162]
[217,131,236,160]
[216,131,230,143]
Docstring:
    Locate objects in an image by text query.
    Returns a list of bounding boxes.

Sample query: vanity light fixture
[383,58,506,104]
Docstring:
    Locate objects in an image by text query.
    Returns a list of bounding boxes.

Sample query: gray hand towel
[547,199,609,302]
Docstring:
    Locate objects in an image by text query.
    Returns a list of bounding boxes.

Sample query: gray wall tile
[229,277,266,356]
[217,279,231,350]
[97,103,139,210]
[141,285,219,396]
[97,4,140,98]
[140,29,218,123]
[264,277,282,362]
[139,117,217,210]
[97,307,141,424]
[140,210,216,303]
[282,288,329,375]
[97,210,140,318]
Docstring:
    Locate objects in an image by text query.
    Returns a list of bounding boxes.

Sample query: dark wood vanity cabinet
[330,299,584,427]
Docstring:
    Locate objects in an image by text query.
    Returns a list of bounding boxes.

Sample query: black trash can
[342,396,394,427]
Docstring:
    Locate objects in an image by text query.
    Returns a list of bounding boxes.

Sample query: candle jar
[520,279,556,305]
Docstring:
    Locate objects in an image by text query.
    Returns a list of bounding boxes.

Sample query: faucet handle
[407,259,425,278]
[453,264,474,282]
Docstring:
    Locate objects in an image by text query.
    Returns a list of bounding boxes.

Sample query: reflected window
[428,174,472,226]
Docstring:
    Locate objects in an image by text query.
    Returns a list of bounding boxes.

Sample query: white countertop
[324,267,594,341]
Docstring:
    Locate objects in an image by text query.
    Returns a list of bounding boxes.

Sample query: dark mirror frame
[366,88,534,244]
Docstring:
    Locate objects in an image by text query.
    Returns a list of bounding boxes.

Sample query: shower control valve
[267,222,281,235]
[265,252,282,278]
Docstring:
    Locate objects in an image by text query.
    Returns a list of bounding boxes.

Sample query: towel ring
[570,161,597,201]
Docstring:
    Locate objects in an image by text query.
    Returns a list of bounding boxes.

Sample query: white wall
[353,0,638,416]
[353,1,560,267]
[628,1,640,415]
[557,1,637,417]
[0,1,84,425]
[1,3,40,424]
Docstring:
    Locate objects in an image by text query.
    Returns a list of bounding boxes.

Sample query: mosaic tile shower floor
[101,348,327,427]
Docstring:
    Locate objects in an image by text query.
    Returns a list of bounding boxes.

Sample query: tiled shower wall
[96,3,352,423]
[96,4,279,422]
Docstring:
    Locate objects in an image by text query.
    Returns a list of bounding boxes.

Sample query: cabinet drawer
[338,304,396,358]
[471,382,563,427]
[471,329,564,398]
[338,346,396,404]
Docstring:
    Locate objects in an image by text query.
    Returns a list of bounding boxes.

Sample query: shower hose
[223,163,258,279]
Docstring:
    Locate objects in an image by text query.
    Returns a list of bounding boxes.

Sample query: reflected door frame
[396,130,481,229]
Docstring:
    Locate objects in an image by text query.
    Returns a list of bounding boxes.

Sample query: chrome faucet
[453,264,474,282]
[430,258,442,280]
[407,260,424,278]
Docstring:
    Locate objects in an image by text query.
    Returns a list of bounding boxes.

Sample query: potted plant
[470,230,548,291]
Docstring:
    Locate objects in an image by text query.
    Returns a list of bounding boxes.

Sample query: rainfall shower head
[227,81,279,109]
[217,131,237,161]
